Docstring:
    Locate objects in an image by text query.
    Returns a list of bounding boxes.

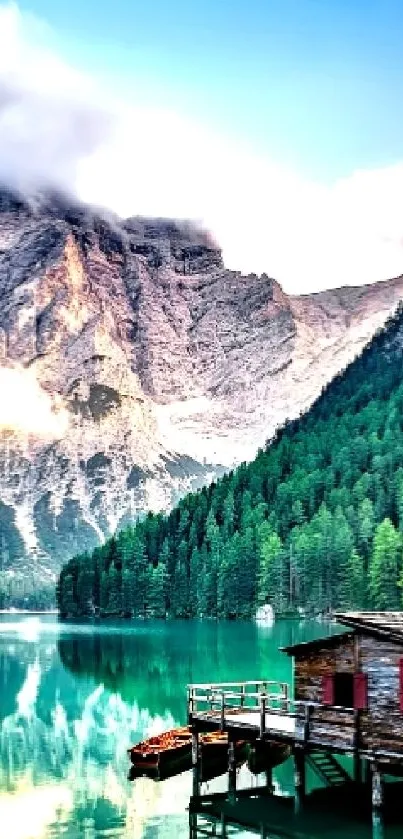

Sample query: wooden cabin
[283,611,403,768]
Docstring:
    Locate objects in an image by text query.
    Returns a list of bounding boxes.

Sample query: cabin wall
[293,633,403,756]
[358,634,403,755]
[294,638,356,750]
[294,638,355,702]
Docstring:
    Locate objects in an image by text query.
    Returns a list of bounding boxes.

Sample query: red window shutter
[322,675,334,705]
[353,673,368,710]
[399,660,403,712]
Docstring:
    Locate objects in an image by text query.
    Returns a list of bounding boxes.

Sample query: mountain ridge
[1,184,403,598]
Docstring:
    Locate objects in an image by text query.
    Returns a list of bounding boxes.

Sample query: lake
[0,616,401,839]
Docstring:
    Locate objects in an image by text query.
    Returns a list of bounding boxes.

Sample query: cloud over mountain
[1,1,403,293]
[0,2,112,194]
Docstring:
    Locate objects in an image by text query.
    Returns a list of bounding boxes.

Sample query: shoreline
[0,609,58,615]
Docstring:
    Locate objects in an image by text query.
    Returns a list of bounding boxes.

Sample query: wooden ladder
[306,751,352,787]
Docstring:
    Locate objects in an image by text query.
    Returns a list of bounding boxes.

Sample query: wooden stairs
[307,751,352,787]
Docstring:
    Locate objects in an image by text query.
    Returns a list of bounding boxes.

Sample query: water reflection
[189,784,403,839]
[57,622,288,722]
[0,619,187,838]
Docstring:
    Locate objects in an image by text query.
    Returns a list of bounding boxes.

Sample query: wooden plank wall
[293,633,403,756]
[359,634,403,754]
[294,638,355,701]
[294,638,356,748]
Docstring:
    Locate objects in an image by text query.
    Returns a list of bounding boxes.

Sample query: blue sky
[18,0,403,182]
[2,0,403,291]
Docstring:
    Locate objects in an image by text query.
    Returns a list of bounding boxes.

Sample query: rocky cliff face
[1,186,403,582]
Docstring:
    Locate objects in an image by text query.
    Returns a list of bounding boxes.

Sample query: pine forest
[57,305,403,619]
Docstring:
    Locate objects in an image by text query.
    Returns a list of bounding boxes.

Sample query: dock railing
[188,680,289,710]
[187,680,357,746]
[187,680,290,732]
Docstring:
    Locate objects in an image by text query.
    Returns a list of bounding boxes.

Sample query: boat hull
[128,727,247,781]
[247,741,291,774]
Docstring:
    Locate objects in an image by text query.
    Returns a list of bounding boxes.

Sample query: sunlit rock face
[1,184,403,580]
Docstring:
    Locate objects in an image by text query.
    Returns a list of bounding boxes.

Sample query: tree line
[0,572,55,611]
[57,304,403,619]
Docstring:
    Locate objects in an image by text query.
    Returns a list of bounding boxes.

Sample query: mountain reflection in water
[0,616,400,839]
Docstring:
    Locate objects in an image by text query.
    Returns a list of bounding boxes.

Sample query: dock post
[189,811,197,839]
[363,758,371,786]
[353,751,361,784]
[372,813,384,839]
[227,738,237,804]
[293,747,306,814]
[371,763,383,811]
[371,762,384,839]
[192,729,201,799]
[265,764,273,794]
[353,709,362,784]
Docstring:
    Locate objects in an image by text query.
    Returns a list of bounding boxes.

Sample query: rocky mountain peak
[0,184,223,277]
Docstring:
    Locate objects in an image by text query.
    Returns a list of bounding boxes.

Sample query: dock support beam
[265,764,273,794]
[188,811,196,839]
[353,751,361,784]
[192,729,201,799]
[371,763,384,839]
[227,739,237,804]
[371,763,383,810]
[363,759,371,786]
[294,747,306,814]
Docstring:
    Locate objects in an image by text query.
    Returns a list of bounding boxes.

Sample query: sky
[2,0,403,292]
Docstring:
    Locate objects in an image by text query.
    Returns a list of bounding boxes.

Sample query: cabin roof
[281,631,354,655]
[282,612,403,656]
[334,611,403,643]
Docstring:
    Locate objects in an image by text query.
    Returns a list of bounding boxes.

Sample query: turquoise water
[0,616,400,838]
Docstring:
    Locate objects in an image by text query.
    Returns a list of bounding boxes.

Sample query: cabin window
[333,673,354,708]
[322,672,368,709]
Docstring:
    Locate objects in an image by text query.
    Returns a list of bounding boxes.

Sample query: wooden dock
[187,613,403,833]
[188,679,356,751]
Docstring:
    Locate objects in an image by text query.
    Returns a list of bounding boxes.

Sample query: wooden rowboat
[128,726,247,780]
[128,726,191,771]
[247,740,291,774]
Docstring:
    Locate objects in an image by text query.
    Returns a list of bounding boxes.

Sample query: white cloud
[0,2,112,193]
[1,2,403,293]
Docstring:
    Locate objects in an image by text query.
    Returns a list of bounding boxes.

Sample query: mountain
[1,185,403,596]
[57,305,403,619]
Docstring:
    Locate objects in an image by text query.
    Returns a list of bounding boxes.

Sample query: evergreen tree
[339,549,365,609]
[106,563,121,614]
[369,519,402,609]
[76,555,95,616]
[148,562,167,616]
[170,540,189,617]
[60,574,77,618]
[258,531,285,611]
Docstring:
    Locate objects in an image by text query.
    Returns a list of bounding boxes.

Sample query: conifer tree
[370,519,402,609]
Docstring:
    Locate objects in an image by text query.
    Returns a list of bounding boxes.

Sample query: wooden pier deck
[190,708,296,740]
[188,681,352,752]
[186,615,403,833]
